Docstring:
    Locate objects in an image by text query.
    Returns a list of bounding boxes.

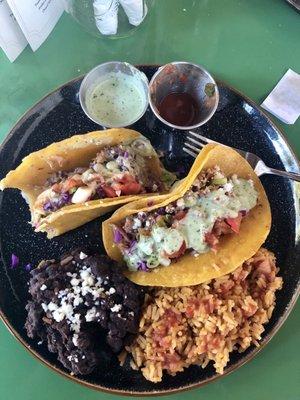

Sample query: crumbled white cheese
[176,198,185,208]
[73,296,83,307]
[223,182,233,192]
[52,309,65,322]
[48,302,58,311]
[41,303,48,312]
[85,307,97,322]
[96,277,103,286]
[111,304,122,313]
[40,284,47,291]
[86,276,95,286]
[70,278,80,286]
[72,333,79,347]
[132,218,142,229]
[42,263,118,335]
[79,251,88,260]
[80,269,90,279]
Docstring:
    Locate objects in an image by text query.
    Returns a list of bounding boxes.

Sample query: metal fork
[183,131,300,182]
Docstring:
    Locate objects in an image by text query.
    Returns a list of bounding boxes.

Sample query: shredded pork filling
[113,167,258,272]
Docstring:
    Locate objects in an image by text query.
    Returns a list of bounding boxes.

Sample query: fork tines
[183,131,213,158]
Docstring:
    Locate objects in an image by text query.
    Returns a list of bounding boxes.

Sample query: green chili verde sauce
[86,72,146,127]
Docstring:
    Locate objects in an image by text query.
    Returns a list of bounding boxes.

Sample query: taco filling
[32,138,175,227]
[113,167,258,272]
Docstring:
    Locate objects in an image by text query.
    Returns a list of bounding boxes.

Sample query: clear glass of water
[64,0,155,39]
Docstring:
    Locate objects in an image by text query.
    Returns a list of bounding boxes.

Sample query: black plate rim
[0,66,299,396]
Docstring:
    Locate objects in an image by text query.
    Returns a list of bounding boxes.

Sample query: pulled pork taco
[103,144,271,287]
[0,129,176,238]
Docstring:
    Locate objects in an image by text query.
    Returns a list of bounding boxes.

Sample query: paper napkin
[119,0,147,26]
[261,69,300,124]
[0,0,27,62]
[93,0,147,35]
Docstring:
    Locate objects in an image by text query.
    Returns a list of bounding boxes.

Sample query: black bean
[25,249,145,376]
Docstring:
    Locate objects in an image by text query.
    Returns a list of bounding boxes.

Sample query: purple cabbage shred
[57,192,71,207]
[129,240,137,250]
[44,192,71,212]
[137,261,149,272]
[96,186,106,199]
[25,263,32,271]
[113,228,123,243]
[127,240,137,254]
[11,254,19,269]
[43,201,53,212]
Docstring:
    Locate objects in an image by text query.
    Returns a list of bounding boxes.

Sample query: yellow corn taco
[0,128,176,238]
[102,144,271,287]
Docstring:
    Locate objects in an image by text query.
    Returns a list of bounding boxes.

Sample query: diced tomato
[152,326,168,344]
[51,183,62,193]
[205,232,219,251]
[173,210,187,220]
[115,174,136,184]
[186,298,200,318]
[225,213,243,233]
[120,181,142,195]
[164,309,181,326]
[163,353,181,370]
[186,306,194,318]
[213,219,232,235]
[113,174,143,195]
[165,240,186,259]
[102,185,117,198]
[63,178,82,191]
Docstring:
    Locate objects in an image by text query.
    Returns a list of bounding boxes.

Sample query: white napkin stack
[93,0,147,35]
[93,0,119,35]
[261,69,300,125]
[119,0,147,26]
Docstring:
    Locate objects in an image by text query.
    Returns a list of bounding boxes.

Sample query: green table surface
[0,0,299,399]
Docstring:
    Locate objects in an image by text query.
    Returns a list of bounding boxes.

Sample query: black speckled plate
[0,66,299,396]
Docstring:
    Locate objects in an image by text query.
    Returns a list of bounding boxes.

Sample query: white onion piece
[71,187,94,204]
